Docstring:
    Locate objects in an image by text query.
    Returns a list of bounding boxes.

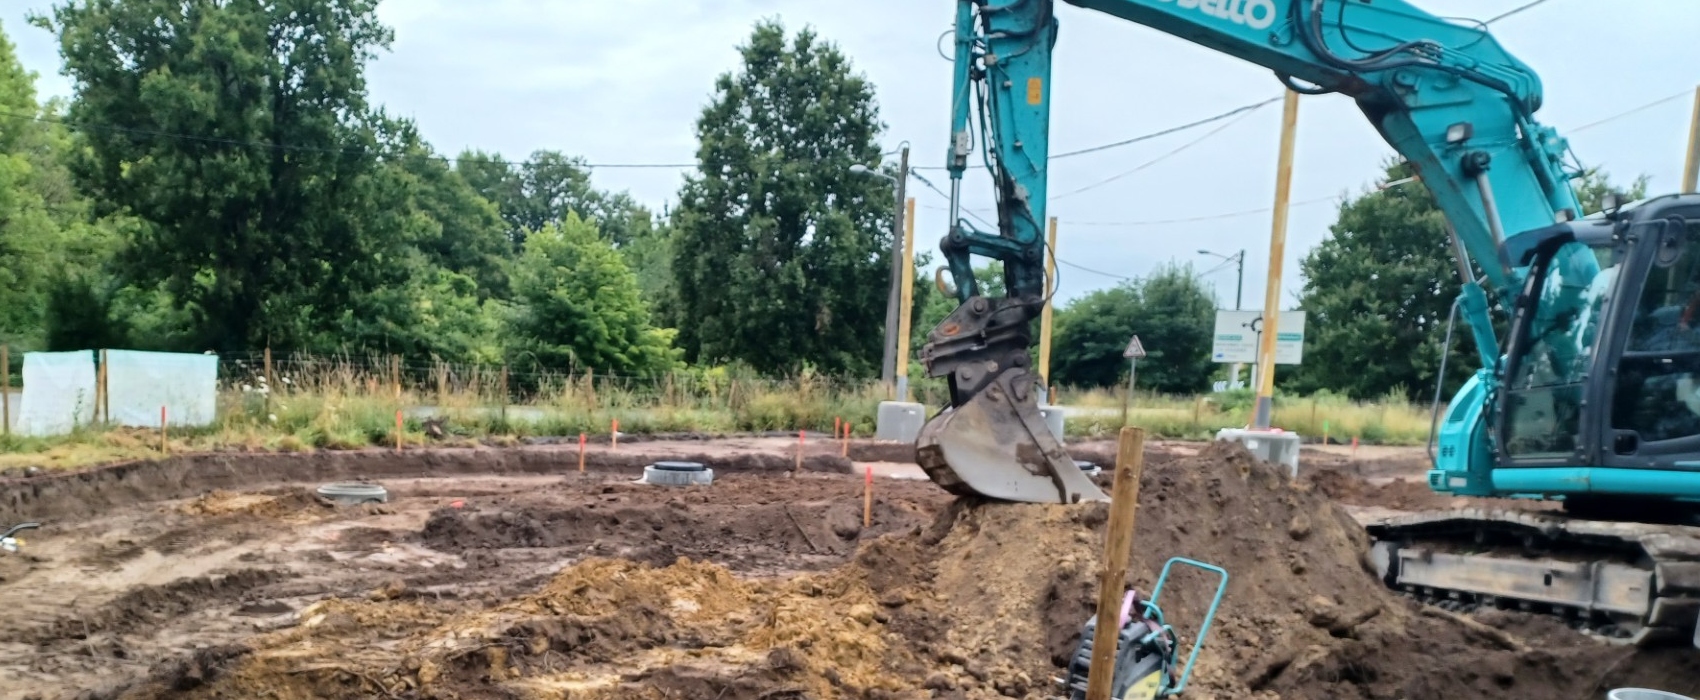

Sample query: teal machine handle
[1146,557,1229,696]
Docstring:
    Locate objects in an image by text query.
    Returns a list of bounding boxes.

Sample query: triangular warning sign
[1123,335,1146,359]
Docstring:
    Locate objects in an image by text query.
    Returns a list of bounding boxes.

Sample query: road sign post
[1122,335,1146,427]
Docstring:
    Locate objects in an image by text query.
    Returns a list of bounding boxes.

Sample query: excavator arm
[918,0,1590,504]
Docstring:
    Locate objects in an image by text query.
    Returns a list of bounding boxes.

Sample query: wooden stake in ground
[863,464,873,528]
[264,346,274,414]
[395,410,403,451]
[1085,426,1148,700]
[390,354,401,400]
[160,406,168,454]
[499,365,509,424]
[611,418,619,450]
[795,430,804,473]
[841,421,849,457]
[97,349,108,424]
[578,432,587,473]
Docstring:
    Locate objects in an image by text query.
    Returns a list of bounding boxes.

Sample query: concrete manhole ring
[316,482,389,505]
[643,463,714,486]
[650,461,708,472]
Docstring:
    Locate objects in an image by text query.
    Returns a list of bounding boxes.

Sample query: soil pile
[97,443,1700,700]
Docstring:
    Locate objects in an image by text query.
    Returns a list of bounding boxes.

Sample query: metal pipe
[1427,296,1461,463]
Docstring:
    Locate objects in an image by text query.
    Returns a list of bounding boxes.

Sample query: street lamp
[1197,248,1245,311]
[849,148,911,398]
[1199,248,1248,389]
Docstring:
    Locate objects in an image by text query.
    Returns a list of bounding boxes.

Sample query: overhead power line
[1485,0,1554,24]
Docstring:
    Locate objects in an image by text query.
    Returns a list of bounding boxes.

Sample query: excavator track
[1365,508,1700,647]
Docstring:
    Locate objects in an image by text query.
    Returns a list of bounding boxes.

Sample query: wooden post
[2,344,8,435]
[395,410,403,451]
[263,346,274,412]
[841,420,849,457]
[795,430,805,473]
[1085,427,1148,700]
[499,365,509,424]
[611,418,619,450]
[863,464,873,528]
[96,349,107,424]
[390,354,401,400]
[1683,84,1700,194]
[895,197,918,402]
[578,432,587,472]
[1254,90,1301,429]
[436,361,447,407]
[160,405,168,454]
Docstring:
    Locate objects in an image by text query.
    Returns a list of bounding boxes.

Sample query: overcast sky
[5,0,1698,313]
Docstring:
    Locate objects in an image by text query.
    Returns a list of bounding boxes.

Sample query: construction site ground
[0,435,1695,700]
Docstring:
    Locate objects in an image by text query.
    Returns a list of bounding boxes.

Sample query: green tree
[0,20,126,349]
[1291,159,1647,400]
[670,19,892,377]
[1050,263,1217,393]
[35,0,411,352]
[505,214,680,377]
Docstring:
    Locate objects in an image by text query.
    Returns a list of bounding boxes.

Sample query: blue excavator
[917,1,1700,691]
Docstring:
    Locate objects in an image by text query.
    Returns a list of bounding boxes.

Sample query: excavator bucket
[916,366,1109,503]
[914,295,1109,504]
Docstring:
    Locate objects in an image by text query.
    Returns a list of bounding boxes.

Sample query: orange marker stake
[834,416,842,441]
[1351,436,1359,459]
[395,410,403,451]
[611,418,619,451]
[863,464,873,528]
[841,421,849,457]
[578,432,587,473]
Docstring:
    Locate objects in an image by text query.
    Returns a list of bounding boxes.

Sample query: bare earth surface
[0,437,1694,699]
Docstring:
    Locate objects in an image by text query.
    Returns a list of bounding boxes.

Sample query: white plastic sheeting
[17,351,97,436]
[105,350,219,428]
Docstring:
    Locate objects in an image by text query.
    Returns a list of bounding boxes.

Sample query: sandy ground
[0,437,1694,700]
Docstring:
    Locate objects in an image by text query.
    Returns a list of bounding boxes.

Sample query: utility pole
[1684,84,1700,194]
[1200,248,1247,387]
[1254,91,1301,429]
[879,146,911,397]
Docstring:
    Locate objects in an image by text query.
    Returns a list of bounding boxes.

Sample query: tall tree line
[0,0,1654,400]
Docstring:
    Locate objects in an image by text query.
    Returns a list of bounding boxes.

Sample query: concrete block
[1039,405,1065,441]
[1215,428,1302,477]
[876,401,926,442]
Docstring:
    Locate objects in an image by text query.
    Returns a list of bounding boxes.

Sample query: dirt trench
[1,440,1695,700]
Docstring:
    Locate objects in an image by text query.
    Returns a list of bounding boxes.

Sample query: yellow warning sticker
[1118,672,1161,700]
[1026,77,1043,105]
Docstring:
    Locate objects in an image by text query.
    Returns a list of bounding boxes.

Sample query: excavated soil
[0,439,1694,700]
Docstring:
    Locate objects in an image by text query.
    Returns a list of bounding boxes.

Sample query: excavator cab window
[1503,239,1620,460]
[1611,214,1700,446]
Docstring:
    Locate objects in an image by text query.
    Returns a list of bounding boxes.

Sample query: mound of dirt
[105,442,1700,700]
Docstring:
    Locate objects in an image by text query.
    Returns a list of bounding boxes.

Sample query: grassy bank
[0,362,1431,471]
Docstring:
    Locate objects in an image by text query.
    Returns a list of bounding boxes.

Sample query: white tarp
[105,350,219,428]
[17,351,97,436]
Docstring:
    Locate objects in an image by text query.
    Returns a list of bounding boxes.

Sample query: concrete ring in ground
[1608,690,1696,700]
[316,482,389,505]
[644,463,714,486]
[650,461,708,472]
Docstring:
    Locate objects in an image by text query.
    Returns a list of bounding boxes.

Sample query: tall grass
[0,353,1432,470]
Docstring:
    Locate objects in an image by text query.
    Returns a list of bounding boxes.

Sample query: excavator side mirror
[1601,192,1625,219]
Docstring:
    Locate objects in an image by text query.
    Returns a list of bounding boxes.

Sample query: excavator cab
[1448,193,1700,512]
